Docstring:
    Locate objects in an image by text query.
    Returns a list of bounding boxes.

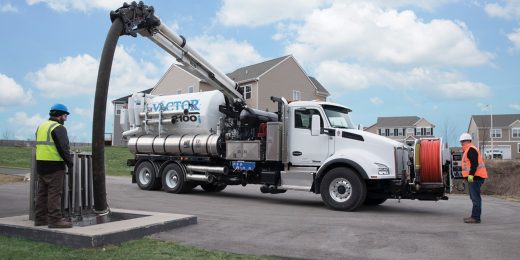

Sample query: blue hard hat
[50,103,70,115]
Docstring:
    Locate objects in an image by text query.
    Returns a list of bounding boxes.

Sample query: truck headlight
[375,163,390,175]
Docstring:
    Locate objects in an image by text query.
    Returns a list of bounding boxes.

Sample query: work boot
[463,217,481,224]
[48,218,73,228]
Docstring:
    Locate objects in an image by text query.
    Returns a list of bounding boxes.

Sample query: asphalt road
[1,174,519,260]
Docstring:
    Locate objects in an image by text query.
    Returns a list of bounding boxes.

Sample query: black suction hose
[92,18,124,214]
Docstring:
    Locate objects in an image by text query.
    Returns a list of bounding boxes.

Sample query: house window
[239,85,252,99]
[406,128,414,135]
[490,129,502,138]
[425,128,432,136]
[512,128,520,138]
[398,128,404,136]
[379,128,385,136]
[415,127,422,136]
[115,104,124,116]
[293,90,301,101]
[176,89,182,94]
[385,129,390,136]
[188,86,194,93]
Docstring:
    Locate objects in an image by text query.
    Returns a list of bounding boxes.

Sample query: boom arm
[110,2,245,106]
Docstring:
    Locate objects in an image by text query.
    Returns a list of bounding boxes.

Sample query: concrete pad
[0,208,196,248]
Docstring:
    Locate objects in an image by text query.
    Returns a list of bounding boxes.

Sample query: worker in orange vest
[459,133,488,224]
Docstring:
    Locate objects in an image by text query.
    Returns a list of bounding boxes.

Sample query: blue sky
[1,0,519,145]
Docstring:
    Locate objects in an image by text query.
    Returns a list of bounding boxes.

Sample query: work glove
[467,175,474,183]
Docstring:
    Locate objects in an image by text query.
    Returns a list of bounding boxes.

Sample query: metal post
[490,104,493,160]
[29,148,37,221]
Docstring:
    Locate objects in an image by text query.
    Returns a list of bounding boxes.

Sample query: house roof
[226,55,290,82]
[309,76,330,96]
[375,116,421,127]
[112,87,153,103]
[471,114,520,128]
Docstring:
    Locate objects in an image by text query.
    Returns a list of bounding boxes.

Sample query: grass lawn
[0,146,133,177]
[0,236,275,260]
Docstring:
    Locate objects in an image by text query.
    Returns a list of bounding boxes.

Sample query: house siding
[257,57,318,112]
[151,66,201,95]
[468,115,520,160]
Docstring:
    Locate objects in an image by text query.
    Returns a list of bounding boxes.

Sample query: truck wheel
[161,163,193,193]
[320,167,366,211]
[201,183,227,192]
[363,197,387,206]
[135,161,161,190]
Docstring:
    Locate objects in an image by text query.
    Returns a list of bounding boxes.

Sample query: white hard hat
[459,133,472,142]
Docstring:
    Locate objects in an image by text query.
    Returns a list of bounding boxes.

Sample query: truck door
[289,107,331,166]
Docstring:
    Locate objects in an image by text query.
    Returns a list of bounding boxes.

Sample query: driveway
[1,174,519,259]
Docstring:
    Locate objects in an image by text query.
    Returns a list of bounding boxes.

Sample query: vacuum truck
[115,2,452,211]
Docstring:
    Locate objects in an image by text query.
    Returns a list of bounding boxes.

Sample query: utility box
[226,141,262,161]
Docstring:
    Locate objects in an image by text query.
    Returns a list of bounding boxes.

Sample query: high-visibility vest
[461,144,488,178]
[35,120,63,161]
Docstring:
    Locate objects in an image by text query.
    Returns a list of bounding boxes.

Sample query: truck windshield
[322,105,355,129]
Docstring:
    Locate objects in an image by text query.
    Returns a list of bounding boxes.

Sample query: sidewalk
[0,167,30,177]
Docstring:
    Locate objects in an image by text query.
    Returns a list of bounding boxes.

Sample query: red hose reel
[415,139,443,183]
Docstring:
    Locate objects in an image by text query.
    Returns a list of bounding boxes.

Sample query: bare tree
[2,128,13,140]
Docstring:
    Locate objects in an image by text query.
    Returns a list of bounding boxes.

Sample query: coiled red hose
[419,139,442,183]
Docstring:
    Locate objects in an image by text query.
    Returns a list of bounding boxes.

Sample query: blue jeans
[468,179,484,221]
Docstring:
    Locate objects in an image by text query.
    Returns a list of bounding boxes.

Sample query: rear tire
[201,183,227,192]
[135,161,161,190]
[320,167,366,211]
[363,197,387,206]
[161,163,194,193]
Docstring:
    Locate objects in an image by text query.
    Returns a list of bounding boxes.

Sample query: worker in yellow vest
[34,104,74,228]
[459,133,488,224]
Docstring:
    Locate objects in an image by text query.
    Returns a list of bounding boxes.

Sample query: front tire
[161,163,195,193]
[320,167,366,211]
[135,161,161,190]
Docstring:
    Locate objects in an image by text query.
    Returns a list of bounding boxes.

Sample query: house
[467,114,520,160]
[365,116,435,144]
[226,55,329,111]
[111,55,329,146]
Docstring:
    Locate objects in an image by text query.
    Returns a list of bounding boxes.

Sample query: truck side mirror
[311,114,320,136]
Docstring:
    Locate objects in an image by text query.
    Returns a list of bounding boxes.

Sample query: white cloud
[508,28,520,48]
[27,54,98,97]
[7,112,47,140]
[315,61,372,91]
[27,45,158,99]
[510,103,520,111]
[0,3,18,12]
[26,0,123,12]
[189,35,265,72]
[437,81,491,99]
[370,97,384,105]
[73,107,92,119]
[371,0,458,11]
[484,0,520,20]
[314,60,489,99]
[285,1,491,67]
[0,73,32,107]
[217,0,328,27]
